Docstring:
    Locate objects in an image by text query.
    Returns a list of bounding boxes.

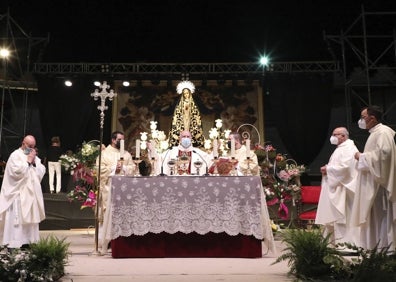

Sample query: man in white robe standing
[0,135,46,248]
[315,127,360,246]
[97,131,134,253]
[352,105,396,251]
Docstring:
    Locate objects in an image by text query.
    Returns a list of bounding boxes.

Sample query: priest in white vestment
[315,127,360,246]
[97,131,134,253]
[352,105,396,251]
[154,130,212,176]
[0,135,46,248]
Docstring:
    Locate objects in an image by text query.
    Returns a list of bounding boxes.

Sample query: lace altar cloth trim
[110,176,267,240]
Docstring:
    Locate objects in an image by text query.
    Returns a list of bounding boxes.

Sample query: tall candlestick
[231,139,235,158]
[120,139,125,158]
[213,139,218,158]
[150,140,157,158]
[136,139,140,158]
[245,139,250,158]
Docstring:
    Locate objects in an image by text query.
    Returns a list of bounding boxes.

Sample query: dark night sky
[1,0,396,63]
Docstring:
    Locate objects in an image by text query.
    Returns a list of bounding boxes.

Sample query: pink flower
[81,190,97,209]
[266,198,279,206]
[278,170,291,181]
[278,202,289,219]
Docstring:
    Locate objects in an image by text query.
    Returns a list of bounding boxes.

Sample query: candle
[245,139,250,158]
[213,139,218,158]
[136,139,140,158]
[120,139,125,158]
[231,138,235,158]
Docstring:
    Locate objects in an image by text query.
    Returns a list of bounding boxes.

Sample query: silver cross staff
[91,81,117,128]
[91,81,117,255]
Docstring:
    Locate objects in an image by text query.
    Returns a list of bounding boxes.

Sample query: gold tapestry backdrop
[112,80,264,153]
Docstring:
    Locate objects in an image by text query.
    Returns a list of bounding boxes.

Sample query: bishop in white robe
[0,135,46,248]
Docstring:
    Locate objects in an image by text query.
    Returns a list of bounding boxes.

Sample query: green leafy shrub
[272,229,352,281]
[0,235,70,281]
[339,242,396,282]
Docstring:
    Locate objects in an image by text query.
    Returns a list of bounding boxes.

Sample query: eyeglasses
[332,133,343,136]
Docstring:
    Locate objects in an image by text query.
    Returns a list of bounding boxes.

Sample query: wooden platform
[40,193,95,230]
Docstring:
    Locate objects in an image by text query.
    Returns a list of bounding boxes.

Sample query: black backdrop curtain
[265,73,332,166]
[36,76,112,153]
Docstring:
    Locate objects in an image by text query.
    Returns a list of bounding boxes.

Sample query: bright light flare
[0,48,10,58]
[259,56,269,66]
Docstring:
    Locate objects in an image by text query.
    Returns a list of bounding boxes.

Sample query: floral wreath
[176,80,195,94]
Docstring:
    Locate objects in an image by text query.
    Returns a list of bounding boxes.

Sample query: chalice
[132,157,142,176]
[193,160,203,175]
[167,159,177,175]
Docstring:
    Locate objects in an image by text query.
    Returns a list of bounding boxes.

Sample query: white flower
[160,140,169,150]
[157,131,166,141]
[209,128,219,139]
[140,132,148,141]
[204,140,212,150]
[150,120,157,130]
[215,119,223,129]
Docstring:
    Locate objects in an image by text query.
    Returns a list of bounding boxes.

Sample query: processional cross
[91,81,117,255]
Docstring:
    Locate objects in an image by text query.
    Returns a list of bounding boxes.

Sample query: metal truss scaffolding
[324,5,396,128]
[33,61,338,80]
[0,10,49,155]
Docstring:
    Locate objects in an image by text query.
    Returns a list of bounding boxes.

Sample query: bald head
[22,135,36,149]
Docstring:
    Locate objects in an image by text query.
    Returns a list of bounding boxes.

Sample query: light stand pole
[91,81,117,255]
[0,48,10,154]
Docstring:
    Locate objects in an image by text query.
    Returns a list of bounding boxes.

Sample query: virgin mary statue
[168,80,205,148]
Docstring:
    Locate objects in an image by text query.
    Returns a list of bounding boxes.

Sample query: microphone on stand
[159,148,171,176]
[192,150,210,176]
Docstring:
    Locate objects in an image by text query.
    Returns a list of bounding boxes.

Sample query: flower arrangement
[61,141,100,209]
[256,144,306,220]
[205,119,231,156]
[143,120,169,154]
[59,153,79,173]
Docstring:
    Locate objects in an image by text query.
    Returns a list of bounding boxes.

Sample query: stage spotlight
[260,56,269,66]
[64,80,73,87]
[122,81,130,87]
[0,48,10,58]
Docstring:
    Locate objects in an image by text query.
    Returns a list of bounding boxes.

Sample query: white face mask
[180,137,191,148]
[358,118,366,129]
[329,136,339,145]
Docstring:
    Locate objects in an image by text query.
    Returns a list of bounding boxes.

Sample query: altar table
[110,175,275,258]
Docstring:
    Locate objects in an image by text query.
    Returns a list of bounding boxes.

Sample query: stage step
[40,193,95,230]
